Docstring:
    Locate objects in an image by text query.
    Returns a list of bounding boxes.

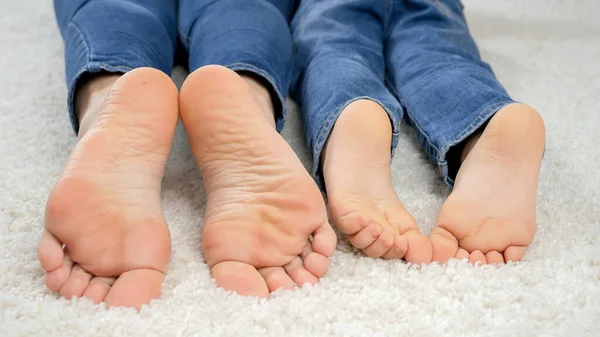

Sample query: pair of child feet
[37,66,546,310]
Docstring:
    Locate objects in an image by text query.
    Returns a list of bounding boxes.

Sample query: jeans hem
[436,98,516,187]
[311,96,402,192]
[225,63,288,133]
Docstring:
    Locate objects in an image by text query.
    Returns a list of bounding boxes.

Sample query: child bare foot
[323,100,431,263]
[179,66,337,297]
[37,68,178,309]
[430,104,545,264]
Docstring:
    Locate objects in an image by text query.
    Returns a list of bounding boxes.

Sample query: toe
[347,223,382,249]
[82,277,115,304]
[211,261,269,298]
[362,231,395,258]
[430,227,459,263]
[459,218,534,255]
[469,250,487,265]
[382,235,408,260]
[485,251,505,265]
[311,221,337,257]
[335,212,369,236]
[44,250,73,292]
[37,230,64,273]
[403,229,432,264]
[59,264,93,299]
[455,248,470,261]
[104,268,165,309]
[283,257,319,287]
[504,246,528,262]
[258,267,295,293]
[300,244,329,278]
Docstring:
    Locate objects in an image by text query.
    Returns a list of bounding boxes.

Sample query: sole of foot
[38,67,178,309]
[430,103,545,264]
[323,99,432,264]
[179,65,337,297]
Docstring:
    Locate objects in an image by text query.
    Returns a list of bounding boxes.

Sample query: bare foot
[37,68,178,309]
[323,100,432,263]
[430,103,545,264]
[179,65,337,297]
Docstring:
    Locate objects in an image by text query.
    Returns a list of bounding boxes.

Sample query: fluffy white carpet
[1,1,599,336]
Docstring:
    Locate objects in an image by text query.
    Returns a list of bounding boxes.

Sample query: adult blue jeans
[291,0,516,188]
[54,0,295,133]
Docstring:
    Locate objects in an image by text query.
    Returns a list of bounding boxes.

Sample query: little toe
[82,277,115,304]
[504,246,528,262]
[430,227,459,263]
[347,223,382,249]
[284,256,319,287]
[258,267,295,293]
[362,231,395,258]
[59,264,93,299]
[485,251,505,265]
[44,250,73,292]
[211,261,269,298]
[104,268,165,309]
[403,229,432,264]
[382,235,408,260]
[311,221,337,257]
[469,250,487,265]
[455,248,470,261]
[37,230,64,273]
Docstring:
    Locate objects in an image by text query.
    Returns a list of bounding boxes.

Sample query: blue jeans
[291,0,515,188]
[54,0,295,133]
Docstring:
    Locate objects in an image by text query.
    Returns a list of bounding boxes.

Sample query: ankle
[240,74,276,128]
[75,73,122,137]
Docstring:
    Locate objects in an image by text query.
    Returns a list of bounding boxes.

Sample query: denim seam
[178,0,220,49]
[312,96,401,191]
[294,1,317,34]
[69,22,91,63]
[383,0,393,34]
[225,62,287,132]
[384,76,441,159]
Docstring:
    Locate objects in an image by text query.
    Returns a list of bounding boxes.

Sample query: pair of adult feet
[37,66,545,309]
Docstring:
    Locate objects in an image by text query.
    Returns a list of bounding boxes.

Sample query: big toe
[104,269,165,309]
[430,227,459,263]
[403,229,432,264]
[211,261,269,298]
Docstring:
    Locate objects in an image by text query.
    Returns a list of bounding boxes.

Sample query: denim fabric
[291,0,515,188]
[54,0,179,133]
[55,0,295,134]
[178,0,295,132]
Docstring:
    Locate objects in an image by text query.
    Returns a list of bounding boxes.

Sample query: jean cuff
[436,97,517,187]
[225,63,288,133]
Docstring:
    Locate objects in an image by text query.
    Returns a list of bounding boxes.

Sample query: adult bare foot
[430,103,545,264]
[179,65,336,297]
[37,68,178,309]
[323,100,431,263]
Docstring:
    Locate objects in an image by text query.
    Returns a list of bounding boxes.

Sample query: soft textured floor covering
[1,1,599,336]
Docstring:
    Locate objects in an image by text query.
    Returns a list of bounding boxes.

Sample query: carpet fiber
[1,1,599,336]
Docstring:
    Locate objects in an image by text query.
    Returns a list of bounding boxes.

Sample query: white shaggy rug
[1,1,599,336]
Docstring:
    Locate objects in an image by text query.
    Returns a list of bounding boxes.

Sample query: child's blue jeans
[53,0,295,133]
[291,0,516,188]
